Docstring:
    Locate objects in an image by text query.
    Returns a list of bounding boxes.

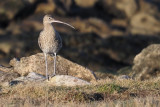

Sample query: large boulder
[9,53,97,82]
[132,44,160,80]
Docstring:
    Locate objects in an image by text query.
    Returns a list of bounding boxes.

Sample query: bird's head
[43,15,75,29]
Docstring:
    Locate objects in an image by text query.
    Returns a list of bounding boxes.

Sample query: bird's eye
[49,17,51,20]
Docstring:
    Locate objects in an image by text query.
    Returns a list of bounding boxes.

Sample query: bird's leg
[44,53,49,80]
[53,53,57,76]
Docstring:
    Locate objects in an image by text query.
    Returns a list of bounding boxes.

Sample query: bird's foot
[51,74,56,78]
[46,75,50,81]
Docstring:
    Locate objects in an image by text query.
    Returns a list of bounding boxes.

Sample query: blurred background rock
[0,0,160,74]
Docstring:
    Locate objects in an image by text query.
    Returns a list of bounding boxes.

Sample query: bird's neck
[43,23,55,31]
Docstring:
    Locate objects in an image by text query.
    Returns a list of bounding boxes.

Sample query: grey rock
[117,75,131,80]
[26,72,45,81]
[8,72,45,86]
[4,73,90,87]
[47,75,90,86]
[13,72,45,82]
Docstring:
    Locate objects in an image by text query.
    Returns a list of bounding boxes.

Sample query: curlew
[38,15,74,80]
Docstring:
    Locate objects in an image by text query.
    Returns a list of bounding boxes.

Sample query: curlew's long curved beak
[52,20,75,29]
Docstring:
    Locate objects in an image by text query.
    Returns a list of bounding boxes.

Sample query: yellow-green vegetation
[97,84,122,94]
[0,78,160,106]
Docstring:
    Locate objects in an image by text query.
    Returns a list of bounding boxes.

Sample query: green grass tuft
[97,84,122,94]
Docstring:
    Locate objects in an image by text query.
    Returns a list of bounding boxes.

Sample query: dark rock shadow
[60,33,160,72]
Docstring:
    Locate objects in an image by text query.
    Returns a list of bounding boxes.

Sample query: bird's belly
[40,38,61,54]
[41,42,57,54]
[38,30,62,54]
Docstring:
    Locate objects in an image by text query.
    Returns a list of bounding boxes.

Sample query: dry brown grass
[0,96,160,107]
[0,78,160,106]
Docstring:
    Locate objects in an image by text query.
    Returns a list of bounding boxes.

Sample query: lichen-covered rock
[47,75,90,86]
[9,53,97,82]
[132,44,160,80]
[0,65,13,72]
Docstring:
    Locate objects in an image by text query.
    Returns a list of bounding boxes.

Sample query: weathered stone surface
[11,72,45,83]
[132,44,160,80]
[1,73,90,87]
[35,0,56,14]
[130,12,160,35]
[47,75,90,86]
[75,0,98,8]
[0,65,13,72]
[26,72,45,80]
[139,1,159,16]
[101,0,138,18]
[9,53,97,82]
[0,71,19,83]
[72,18,111,38]
[1,72,45,87]
[0,0,24,22]
[0,42,12,54]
